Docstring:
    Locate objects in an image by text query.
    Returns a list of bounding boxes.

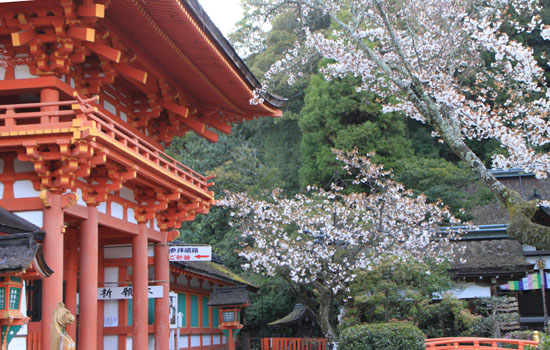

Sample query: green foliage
[503,330,537,348]
[339,323,425,350]
[469,296,520,338]
[349,258,454,324]
[527,333,550,350]
[414,297,479,338]
[299,74,411,186]
[393,157,494,220]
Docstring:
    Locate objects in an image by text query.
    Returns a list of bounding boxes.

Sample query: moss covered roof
[268,304,315,327]
[450,239,533,279]
[171,260,258,291]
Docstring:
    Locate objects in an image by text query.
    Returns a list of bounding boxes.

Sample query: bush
[503,331,535,349]
[415,298,479,338]
[339,323,425,350]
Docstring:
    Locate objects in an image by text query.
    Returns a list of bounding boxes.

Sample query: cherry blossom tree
[248,0,550,248]
[222,150,463,342]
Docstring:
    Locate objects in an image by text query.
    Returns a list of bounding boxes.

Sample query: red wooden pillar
[65,229,78,341]
[154,234,170,350]
[79,205,99,350]
[133,222,149,349]
[40,87,63,350]
[97,244,105,350]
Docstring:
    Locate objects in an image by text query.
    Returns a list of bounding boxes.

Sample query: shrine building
[0,0,284,349]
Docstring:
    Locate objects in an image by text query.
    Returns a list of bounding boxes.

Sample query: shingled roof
[0,207,51,276]
[0,206,44,239]
[268,304,316,327]
[450,239,533,281]
[208,285,250,307]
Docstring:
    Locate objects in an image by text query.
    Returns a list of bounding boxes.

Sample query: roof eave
[181,0,288,110]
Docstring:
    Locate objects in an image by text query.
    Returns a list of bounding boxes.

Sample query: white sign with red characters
[169,245,212,262]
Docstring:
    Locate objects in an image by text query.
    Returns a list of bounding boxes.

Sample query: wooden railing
[0,94,213,193]
[261,337,326,350]
[426,337,539,350]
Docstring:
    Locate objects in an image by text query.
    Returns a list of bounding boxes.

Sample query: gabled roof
[0,206,44,240]
[0,207,51,277]
[105,0,286,119]
[450,239,533,281]
[171,260,258,291]
[208,285,250,307]
[0,233,52,277]
[268,304,316,327]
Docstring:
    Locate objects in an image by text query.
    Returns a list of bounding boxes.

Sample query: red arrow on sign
[195,255,210,259]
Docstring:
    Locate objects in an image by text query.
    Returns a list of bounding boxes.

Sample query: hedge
[339,323,425,350]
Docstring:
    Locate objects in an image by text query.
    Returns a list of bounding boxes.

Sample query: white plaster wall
[178,335,189,348]
[202,335,211,346]
[126,336,132,349]
[75,188,86,206]
[104,335,118,350]
[0,67,5,80]
[440,283,491,299]
[111,202,124,220]
[14,211,43,228]
[14,65,37,79]
[0,182,4,199]
[8,337,25,349]
[149,335,155,349]
[213,335,221,345]
[98,201,107,214]
[120,111,128,122]
[190,335,201,347]
[222,335,227,344]
[128,208,138,224]
[13,180,39,198]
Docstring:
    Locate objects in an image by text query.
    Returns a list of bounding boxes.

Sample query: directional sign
[169,245,212,262]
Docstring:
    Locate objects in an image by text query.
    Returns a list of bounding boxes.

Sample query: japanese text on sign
[169,245,212,262]
[97,285,163,300]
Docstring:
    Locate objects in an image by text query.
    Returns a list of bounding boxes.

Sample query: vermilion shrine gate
[0,0,284,349]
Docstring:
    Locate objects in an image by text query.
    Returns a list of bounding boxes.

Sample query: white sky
[198,0,243,36]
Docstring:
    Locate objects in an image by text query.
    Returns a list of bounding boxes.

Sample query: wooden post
[154,234,170,350]
[41,191,63,350]
[40,87,62,350]
[133,222,149,349]
[64,230,78,341]
[78,205,99,350]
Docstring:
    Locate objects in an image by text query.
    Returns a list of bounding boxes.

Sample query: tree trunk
[410,82,550,249]
[315,282,338,344]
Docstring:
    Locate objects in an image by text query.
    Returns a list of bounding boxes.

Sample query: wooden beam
[68,26,95,42]
[77,4,105,18]
[11,29,36,46]
[205,115,232,134]
[161,101,219,143]
[112,62,148,84]
[84,41,121,63]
